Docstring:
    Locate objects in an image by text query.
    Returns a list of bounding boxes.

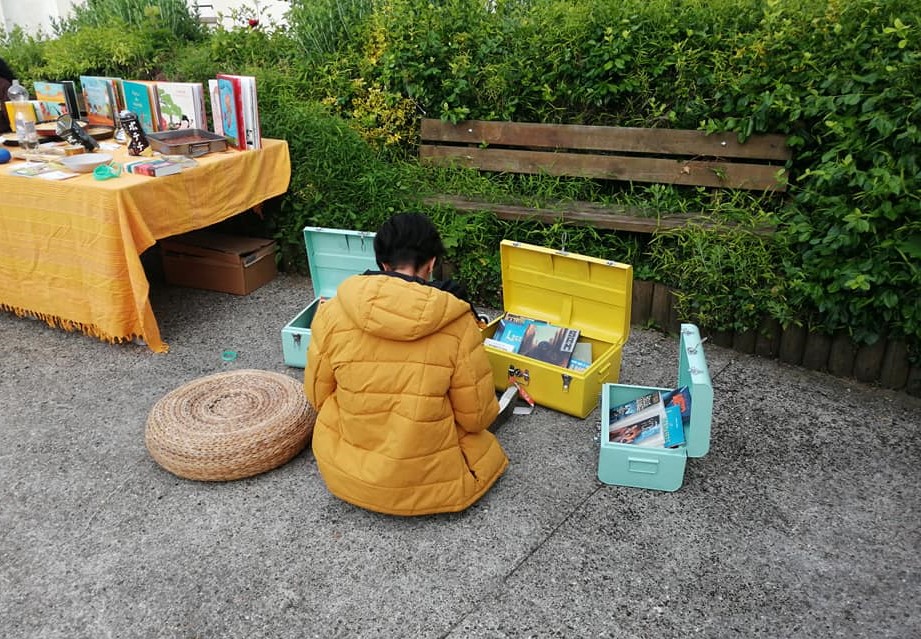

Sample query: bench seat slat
[421,119,791,162]
[422,195,774,235]
[421,145,788,192]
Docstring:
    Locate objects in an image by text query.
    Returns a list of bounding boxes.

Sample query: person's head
[374,213,445,279]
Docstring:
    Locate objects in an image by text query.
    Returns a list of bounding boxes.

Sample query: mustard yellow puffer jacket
[304,272,508,516]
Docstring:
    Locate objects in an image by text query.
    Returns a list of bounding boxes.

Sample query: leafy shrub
[0,27,47,85]
[647,222,792,332]
[257,91,418,271]
[38,23,163,79]
[53,0,205,42]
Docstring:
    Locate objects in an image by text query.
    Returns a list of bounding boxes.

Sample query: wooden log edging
[631,280,920,397]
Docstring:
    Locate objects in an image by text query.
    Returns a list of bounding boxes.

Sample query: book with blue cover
[492,314,537,353]
[216,76,242,149]
[122,80,159,133]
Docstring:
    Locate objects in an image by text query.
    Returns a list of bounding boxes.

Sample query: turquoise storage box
[281,227,377,368]
[481,240,633,419]
[597,324,713,491]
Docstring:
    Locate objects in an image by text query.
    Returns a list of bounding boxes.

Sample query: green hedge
[2,0,918,358]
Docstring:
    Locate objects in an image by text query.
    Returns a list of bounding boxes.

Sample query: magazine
[608,404,684,448]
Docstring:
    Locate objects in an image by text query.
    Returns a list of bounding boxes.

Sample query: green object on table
[93,162,122,180]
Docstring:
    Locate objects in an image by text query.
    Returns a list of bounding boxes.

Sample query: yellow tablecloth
[0,138,290,353]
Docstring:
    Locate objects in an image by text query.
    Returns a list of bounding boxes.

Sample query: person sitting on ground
[304,213,509,516]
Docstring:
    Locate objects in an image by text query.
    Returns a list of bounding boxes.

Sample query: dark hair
[0,58,14,83]
[374,213,445,271]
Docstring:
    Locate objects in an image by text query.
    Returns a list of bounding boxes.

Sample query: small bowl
[59,153,113,173]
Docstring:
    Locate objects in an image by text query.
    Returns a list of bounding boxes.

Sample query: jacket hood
[336,273,474,342]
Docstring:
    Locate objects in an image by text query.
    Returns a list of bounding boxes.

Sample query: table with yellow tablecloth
[0,138,290,352]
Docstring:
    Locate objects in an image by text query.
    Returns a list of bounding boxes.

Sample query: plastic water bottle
[7,79,40,151]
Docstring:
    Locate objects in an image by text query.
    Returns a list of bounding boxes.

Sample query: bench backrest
[420,119,791,192]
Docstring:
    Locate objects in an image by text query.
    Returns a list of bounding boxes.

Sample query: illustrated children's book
[79,76,121,127]
[32,81,70,120]
[3,101,38,132]
[215,74,247,150]
[207,79,223,136]
[156,82,206,131]
[121,80,160,134]
[216,76,243,149]
[215,74,261,149]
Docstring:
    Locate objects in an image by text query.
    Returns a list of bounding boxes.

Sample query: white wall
[1,0,80,35]
[0,0,290,35]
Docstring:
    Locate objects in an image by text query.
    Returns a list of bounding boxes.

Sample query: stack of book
[485,313,592,371]
[606,387,691,448]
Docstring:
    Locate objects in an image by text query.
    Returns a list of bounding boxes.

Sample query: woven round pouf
[145,369,316,481]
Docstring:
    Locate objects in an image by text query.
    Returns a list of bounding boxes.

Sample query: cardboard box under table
[161,231,277,295]
[281,227,378,368]
[481,240,633,419]
[597,323,713,492]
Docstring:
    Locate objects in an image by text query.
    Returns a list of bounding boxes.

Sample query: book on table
[215,75,244,149]
[121,80,161,134]
[79,75,122,127]
[214,74,262,149]
[207,79,224,136]
[32,81,70,120]
[155,82,207,131]
[123,158,183,177]
[9,162,79,180]
[33,81,81,120]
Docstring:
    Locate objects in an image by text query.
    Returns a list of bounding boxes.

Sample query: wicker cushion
[146,369,316,481]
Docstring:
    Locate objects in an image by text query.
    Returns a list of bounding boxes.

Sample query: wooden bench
[419,119,792,233]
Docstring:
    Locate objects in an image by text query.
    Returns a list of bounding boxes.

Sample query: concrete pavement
[1,271,919,638]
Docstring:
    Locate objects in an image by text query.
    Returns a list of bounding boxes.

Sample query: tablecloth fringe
[1,302,147,348]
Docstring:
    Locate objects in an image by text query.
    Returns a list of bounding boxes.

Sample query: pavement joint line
[438,482,605,638]
[710,359,735,381]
